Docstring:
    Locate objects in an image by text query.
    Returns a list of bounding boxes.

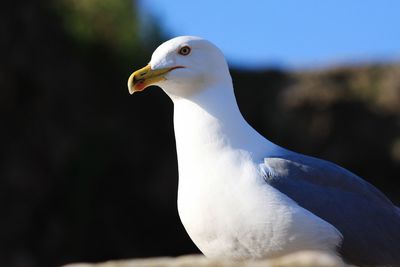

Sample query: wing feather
[262,153,400,266]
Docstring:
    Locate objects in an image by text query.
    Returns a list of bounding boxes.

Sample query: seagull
[127,36,400,267]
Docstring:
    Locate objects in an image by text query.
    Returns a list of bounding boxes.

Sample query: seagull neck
[172,81,278,160]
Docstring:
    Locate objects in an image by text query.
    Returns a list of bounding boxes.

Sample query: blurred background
[1,1,399,267]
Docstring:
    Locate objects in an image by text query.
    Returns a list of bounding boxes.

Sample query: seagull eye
[178,46,191,56]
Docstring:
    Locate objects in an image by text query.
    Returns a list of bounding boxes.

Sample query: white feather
[149,36,342,260]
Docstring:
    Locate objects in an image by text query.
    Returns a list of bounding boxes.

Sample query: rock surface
[62,251,353,267]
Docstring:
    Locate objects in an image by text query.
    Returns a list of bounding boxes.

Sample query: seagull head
[128,36,231,99]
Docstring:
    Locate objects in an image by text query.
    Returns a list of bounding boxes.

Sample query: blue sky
[138,1,400,69]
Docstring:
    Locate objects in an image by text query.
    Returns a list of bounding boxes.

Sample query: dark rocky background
[0,1,399,267]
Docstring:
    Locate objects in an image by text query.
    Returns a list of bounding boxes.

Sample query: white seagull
[127,36,400,267]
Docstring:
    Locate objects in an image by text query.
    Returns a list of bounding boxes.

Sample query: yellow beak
[127,64,182,94]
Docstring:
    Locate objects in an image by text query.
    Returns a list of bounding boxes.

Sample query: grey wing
[261,153,400,267]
